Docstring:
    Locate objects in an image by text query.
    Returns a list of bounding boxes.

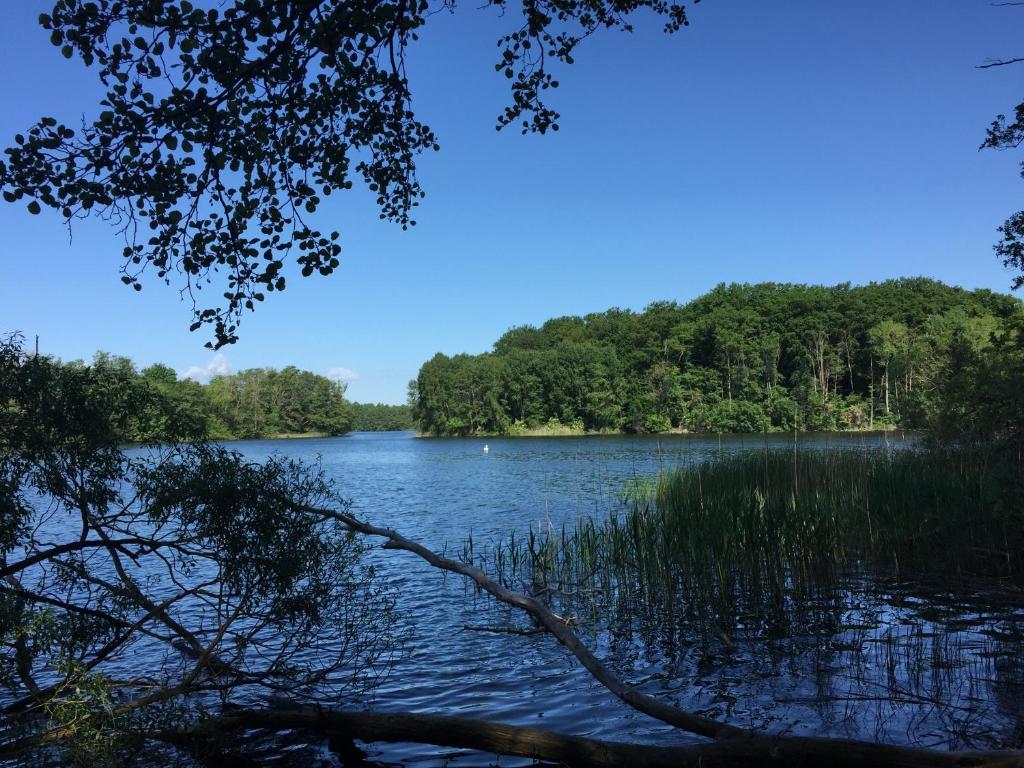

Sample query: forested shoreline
[349,402,415,432]
[37,352,408,441]
[412,279,1024,438]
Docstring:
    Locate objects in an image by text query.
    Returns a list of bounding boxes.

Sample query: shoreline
[414,425,904,439]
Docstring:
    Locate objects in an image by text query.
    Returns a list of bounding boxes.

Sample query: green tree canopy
[411,279,1024,437]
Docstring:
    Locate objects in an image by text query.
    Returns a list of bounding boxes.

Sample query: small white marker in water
[483,444,489,454]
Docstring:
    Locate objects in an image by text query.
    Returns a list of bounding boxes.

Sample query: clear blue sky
[1,1,1022,403]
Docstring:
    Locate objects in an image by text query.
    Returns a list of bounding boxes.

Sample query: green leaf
[27,201,41,215]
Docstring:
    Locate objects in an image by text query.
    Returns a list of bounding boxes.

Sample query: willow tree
[0,337,397,766]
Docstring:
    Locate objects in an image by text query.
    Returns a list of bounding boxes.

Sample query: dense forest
[349,402,415,431]
[39,354,416,441]
[412,279,1024,438]
[33,353,354,442]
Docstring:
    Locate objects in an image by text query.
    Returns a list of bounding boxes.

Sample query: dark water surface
[222,431,1023,764]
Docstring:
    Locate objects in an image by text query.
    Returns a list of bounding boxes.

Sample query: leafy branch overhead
[984,100,1024,290]
[0,0,696,348]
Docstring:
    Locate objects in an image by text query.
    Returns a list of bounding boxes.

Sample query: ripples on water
[194,432,1023,764]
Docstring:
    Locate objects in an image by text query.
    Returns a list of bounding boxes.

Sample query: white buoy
[483,444,489,454]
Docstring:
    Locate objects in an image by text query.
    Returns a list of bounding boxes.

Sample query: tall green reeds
[465,447,1024,746]
[479,447,1023,644]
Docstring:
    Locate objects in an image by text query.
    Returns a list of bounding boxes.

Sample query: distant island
[410,278,1022,437]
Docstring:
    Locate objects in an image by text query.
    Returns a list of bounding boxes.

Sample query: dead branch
[311,505,738,740]
[159,706,1024,768]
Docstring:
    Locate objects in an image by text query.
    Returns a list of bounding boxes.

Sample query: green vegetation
[1,0,699,347]
[413,279,1024,438]
[0,337,394,765]
[349,402,415,432]
[201,366,351,439]
[478,446,1024,644]
[31,350,354,443]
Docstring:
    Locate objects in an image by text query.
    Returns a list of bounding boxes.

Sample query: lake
[210,430,1023,764]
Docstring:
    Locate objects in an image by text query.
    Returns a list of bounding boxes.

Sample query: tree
[0,0,698,348]
[867,319,908,419]
[411,280,1023,436]
[0,337,395,765]
[6,334,1024,766]
[348,402,414,431]
[979,15,1024,290]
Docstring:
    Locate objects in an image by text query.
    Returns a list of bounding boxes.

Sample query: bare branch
[312,505,740,740]
[977,57,1024,68]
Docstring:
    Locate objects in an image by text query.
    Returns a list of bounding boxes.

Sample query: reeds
[466,446,1024,746]
[476,446,1023,645]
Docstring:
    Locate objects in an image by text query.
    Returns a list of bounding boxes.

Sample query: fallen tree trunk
[307,506,1024,767]
[311,505,738,740]
[164,706,1024,768]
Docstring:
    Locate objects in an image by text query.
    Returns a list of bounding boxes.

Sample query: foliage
[412,279,1024,437]
[204,365,352,439]
[348,402,414,432]
[0,336,396,764]
[0,0,698,348]
[983,100,1024,290]
[5,347,354,443]
[479,446,1024,647]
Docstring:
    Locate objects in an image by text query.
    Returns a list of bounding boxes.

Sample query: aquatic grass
[460,447,1024,748]
[477,446,1024,646]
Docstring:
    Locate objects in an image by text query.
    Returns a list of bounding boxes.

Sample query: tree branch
[156,706,1024,768]
[309,505,738,740]
[977,57,1024,68]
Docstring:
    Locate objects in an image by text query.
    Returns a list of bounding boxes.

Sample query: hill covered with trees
[412,279,1023,437]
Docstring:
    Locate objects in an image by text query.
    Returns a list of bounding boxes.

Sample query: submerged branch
[462,624,543,636]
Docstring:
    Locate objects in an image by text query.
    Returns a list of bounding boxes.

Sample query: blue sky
[1,1,1022,403]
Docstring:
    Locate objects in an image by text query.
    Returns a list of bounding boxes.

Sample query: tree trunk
[163,707,1024,768]
[884,366,890,415]
[869,358,875,428]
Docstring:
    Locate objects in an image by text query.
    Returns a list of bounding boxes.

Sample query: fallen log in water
[297,506,1024,767]
[165,706,1024,768]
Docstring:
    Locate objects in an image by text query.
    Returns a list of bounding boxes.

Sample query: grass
[473,446,1023,644]
[464,446,1024,747]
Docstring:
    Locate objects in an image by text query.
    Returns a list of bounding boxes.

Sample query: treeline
[349,402,414,431]
[35,352,354,442]
[412,279,1024,439]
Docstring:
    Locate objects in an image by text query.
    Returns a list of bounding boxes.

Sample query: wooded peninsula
[412,278,1023,439]
[56,355,413,441]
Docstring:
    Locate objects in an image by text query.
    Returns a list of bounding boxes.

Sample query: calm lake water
[212,430,1024,764]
